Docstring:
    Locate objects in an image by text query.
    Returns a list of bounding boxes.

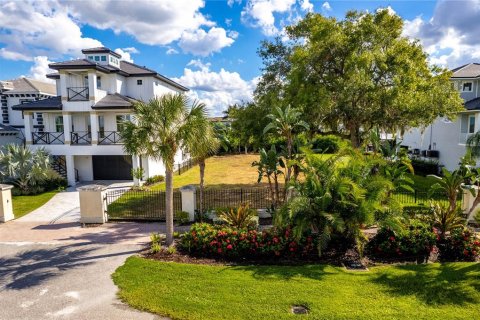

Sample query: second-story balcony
[71,131,92,145]
[98,131,123,145]
[67,87,89,101]
[32,132,65,145]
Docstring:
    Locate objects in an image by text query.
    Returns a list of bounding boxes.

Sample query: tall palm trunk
[199,159,206,219]
[165,167,174,246]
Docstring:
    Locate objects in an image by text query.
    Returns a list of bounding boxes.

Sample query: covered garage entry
[92,155,133,180]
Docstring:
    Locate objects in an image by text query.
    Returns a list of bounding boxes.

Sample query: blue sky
[0,0,478,115]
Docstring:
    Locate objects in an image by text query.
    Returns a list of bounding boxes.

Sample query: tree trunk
[284,136,293,201]
[274,172,280,208]
[244,146,248,154]
[199,159,206,219]
[267,174,274,207]
[349,123,360,148]
[165,168,174,246]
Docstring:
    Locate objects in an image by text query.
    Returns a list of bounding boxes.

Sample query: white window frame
[468,115,476,134]
[462,82,473,92]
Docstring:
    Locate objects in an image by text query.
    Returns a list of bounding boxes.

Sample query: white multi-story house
[402,63,480,171]
[13,47,189,185]
[0,78,56,145]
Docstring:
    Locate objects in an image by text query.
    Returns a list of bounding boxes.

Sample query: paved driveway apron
[0,186,169,320]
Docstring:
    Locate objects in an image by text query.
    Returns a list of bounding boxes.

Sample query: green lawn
[13,191,58,219]
[113,257,480,320]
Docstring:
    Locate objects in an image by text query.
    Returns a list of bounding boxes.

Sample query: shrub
[311,135,342,153]
[41,169,67,191]
[175,211,190,225]
[367,220,436,261]
[437,228,480,262]
[179,223,317,259]
[144,175,165,186]
[217,204,258,229]
[410,158,439,176]
[150,233,164,253]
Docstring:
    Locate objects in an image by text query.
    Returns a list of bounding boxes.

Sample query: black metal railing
[71,131,91,145]
[67,87,89,101]
[32,132,64,145]
[198,188,284,211]
[98,131,123,145]
[175,158,198,175]
[392,190,459,207]
[105,189,182,221]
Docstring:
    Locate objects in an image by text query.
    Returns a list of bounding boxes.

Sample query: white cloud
[114,48,136,63]
[403,0,480,68]
[225,18,233,26]
[28,56,55,83]
[166,48,179,55]
[228,30,240,39]
[321,2,331,12]
[241,0,296,36]
[187,59,211,71]
[0,0,102,60]
[173,64,257,115]
[227,0,242,7]
[179,27,235,56]
[301,0,313,12]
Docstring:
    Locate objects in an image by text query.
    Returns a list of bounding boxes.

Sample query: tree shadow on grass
[371,263,480,306]
[228,263,336,281]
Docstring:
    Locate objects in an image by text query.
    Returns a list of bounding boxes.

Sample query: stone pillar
[0,184,14,223]
[78,184,108,224]
[90,112,99,145]
[66,155,76,186]
[62,112,72,145]
[180,185,196,222]
[24,111,33,145]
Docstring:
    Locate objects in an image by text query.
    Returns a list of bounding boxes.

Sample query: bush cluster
[410,158,439,176]
[366,220,437,261]
[312,135,343,154]
[179,223,317,259]
[437,228,480,262]
[144,175,165,186]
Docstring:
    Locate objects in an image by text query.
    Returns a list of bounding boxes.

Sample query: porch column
[59,71,67,101]
[132,155,141,186]
[88,72,97,102]
[66,155,76,186]
[90,112,99,145]
[24,111,33,145]
[63,112,72,145]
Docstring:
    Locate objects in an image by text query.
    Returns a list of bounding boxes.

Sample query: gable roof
[451,63,480,79]
[92,93,138,109]
[0,78,56,95]
[11,96,62,111]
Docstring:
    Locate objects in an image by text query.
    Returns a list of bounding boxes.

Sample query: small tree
[252,146,283,207]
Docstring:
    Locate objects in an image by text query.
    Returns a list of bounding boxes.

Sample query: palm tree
[190,123,219,217]
[428,168,467,214]
[121,93,211,245]
[263,105,309,194]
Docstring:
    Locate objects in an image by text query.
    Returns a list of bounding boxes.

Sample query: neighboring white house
[0,78,56,145]
[402,63,480,171]
[12,47,189,186]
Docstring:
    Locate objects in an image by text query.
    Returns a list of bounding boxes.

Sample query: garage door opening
[92,155,133,180]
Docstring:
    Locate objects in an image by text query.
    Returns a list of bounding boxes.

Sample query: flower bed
[437,228,480,262]
[179,223,317,260]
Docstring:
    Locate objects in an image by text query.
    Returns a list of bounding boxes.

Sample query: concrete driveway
[0,183,181,320]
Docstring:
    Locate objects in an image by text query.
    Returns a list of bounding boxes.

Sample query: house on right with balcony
[402,63,480,171]
[12,47,190,186]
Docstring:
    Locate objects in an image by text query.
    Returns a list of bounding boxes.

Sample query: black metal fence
[198,188,284,210]
[392,190,457,207]
[105,189,182,221]
[175,158,197,175]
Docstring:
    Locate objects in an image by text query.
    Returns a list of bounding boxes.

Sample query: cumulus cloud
[321,2,331,12]
[0,0,102,60]
[166,48,179,55]
[114,48,138,63]
[241,0,296,36]
[173,63,257,115]
[403,0,480,68]
[28,56,55,83]
[179,27,235,56]
[301,0,314,12]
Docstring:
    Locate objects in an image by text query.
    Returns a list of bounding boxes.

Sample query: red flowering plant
[366,220,437,261]
[437,228,480,262]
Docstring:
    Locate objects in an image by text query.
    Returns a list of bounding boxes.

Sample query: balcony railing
[67,87,89,101]
[71,131,91,145]
[98,131,123,145]
[32,132,64,145]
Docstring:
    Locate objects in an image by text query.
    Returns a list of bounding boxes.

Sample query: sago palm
[121,93,211,245]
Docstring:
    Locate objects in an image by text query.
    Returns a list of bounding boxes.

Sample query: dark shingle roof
[92,93,138,109]
[82,47,122,58]
[0,124,19,133]
[11,96,62,111]
[451,63,480,78]
[0,78,56,95]
[465,97,480,111]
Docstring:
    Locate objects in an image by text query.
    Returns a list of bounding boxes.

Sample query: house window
[101,56,106,62]
[88,56,94,60]
[469,115,476,134]
[98,115,105,138]
[55,116,64,133]
[463,82,473,92]
[94,56,100,62]
[97,76,101,89]
[116,114,132,132]
[137,79,143,85]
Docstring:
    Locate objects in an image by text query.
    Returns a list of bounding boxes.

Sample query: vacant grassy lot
[113,257,480,320]
[13,191,58,219]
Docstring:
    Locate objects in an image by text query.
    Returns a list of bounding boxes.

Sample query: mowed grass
[113,257,480,320]
[151,154,266,191]
[13,191,58,219]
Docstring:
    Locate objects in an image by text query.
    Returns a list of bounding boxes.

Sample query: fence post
[78,184,108,224]
[180,185,196,222]
[0,184,14,223]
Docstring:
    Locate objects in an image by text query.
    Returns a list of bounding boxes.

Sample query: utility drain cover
[291,305,309,314]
